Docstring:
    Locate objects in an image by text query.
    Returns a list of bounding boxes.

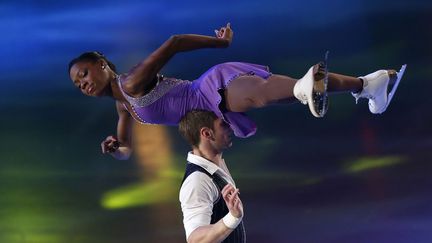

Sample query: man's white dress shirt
[179,152,236,240]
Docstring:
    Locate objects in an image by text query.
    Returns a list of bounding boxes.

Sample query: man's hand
[214,23,233,45]
[222,184,243,218]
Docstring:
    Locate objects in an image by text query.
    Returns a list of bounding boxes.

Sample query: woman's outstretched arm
[126,23,233,96]
[101,101,133,160]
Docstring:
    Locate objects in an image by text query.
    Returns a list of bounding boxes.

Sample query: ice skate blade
[311,51,329,118]
[383,64,406,112]
[295,51,330,118]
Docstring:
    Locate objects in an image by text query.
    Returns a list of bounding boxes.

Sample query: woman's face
[69,60,110,97]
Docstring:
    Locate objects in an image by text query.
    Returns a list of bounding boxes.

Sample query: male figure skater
[178,110,245,243]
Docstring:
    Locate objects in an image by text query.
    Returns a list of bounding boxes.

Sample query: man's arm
[187,184,243,243]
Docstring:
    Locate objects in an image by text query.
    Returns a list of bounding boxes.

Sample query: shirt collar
[187,152,222,175]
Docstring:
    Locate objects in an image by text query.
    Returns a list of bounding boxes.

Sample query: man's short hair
[179,110,218,147]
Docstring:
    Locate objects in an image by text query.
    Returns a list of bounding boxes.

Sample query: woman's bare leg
[225,74,297,112]
[224,70,367,113]
[328,73,362,93]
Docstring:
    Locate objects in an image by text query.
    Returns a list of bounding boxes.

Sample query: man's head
[179,110,233,150]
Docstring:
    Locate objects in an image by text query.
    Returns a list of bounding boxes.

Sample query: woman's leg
[224,71,365,113]
[225,74,298,112]
[328,73,363,93]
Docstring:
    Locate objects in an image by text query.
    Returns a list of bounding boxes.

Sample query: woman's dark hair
[68,51,117,74]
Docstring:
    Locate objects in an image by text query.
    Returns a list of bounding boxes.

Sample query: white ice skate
[294,52,329,118]
[352,64,406,114]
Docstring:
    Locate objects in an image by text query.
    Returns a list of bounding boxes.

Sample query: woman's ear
[98,59,107,70]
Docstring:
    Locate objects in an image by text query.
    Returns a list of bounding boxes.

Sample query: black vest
[181,162,246,243]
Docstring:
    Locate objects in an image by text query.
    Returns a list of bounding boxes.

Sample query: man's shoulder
[180,170,219,201]
[181,170,213,189]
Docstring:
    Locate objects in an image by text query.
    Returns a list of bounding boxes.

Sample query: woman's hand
[101,135,132,160]
[215,23,233,45]
[101,135,120,154]
[222,184,243,218]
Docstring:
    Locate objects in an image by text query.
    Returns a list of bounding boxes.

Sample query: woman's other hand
[101,135,120,154]
[215,23,233,45]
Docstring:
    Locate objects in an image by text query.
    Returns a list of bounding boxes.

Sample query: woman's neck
[108,73,127,102]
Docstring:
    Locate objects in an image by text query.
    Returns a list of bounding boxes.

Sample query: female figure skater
[69,23,405,160]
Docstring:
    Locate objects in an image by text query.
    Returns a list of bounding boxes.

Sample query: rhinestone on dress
[117,75,189,108]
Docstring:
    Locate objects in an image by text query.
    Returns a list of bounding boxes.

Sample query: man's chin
[221,142,232,150]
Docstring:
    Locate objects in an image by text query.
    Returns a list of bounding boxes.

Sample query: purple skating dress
[118,62,272,138]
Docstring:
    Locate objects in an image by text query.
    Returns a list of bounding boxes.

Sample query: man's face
[212,118,233,150]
